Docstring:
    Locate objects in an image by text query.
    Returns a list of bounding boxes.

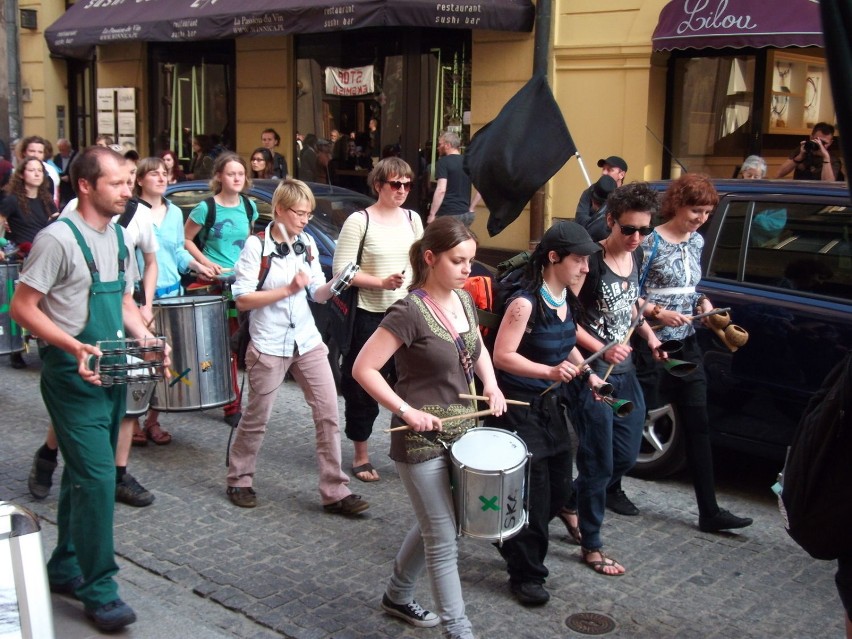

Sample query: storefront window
[669,55,756,176]
[148,42,235,167]
[295,28,471,211]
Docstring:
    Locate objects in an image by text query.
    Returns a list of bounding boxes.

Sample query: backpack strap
[117,197,139,229]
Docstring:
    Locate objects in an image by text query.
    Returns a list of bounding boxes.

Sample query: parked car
[632,179,852,477]
[165,179,376,280]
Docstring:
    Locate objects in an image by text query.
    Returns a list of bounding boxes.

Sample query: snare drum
[149,295,235,412]
[0,262,24,356]
[449,427,531,543]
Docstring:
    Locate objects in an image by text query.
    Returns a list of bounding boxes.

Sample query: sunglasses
[385,180,412,192]
[615,221,653,236]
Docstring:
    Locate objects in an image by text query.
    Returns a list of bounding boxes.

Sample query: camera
[804,139,822,153]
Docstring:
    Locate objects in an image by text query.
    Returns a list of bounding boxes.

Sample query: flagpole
[575,151,592,187]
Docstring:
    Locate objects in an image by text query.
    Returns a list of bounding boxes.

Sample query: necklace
[540,281,566,307]
[431,294,459,319]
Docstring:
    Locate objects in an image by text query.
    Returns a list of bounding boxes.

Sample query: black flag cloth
[820,0,852,199]
[464,73,577,237]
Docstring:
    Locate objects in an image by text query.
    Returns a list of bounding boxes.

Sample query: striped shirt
[333,209,423,313]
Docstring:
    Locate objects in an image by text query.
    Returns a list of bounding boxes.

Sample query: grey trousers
[387,455,474,639]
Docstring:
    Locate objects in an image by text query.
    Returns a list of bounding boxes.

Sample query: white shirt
[231,223,325,358]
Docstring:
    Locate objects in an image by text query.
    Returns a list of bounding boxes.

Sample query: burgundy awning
[652,0,824,52]
[46,0,535,59]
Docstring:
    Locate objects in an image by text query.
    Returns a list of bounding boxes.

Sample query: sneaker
[227,486,257,508]
[28,451,57,500]
[606,488,639,516]
[115,474,155,507]
[49,574,84,599]
[85,599,137,632]
[509,580,550,606]
[699,509,753,533]
[224,411,242,428]
[323,494,369,516]
[381,594,440,628]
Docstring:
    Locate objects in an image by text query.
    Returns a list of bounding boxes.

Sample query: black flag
[464,74,577,237]
[820,0,852,198]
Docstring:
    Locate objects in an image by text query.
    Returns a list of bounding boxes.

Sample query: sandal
[556,507,582,545]
[351,463,380,482]
[581,547,625,577]
[131,421,148,447]
[146,421,172,445]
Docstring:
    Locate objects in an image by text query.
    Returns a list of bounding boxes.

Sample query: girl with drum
[353,217,506,637]
[130,157,215,446]
[333,157,423,483]
[1,156,58,368]
[487,221,605,606]
[226,179,368,516]
[184,152,259,426]
[635,173,752,534]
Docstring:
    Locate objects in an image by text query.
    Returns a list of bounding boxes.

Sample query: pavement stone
[0,352,846,638]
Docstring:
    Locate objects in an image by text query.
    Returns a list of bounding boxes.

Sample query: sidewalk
[0,352,845,638]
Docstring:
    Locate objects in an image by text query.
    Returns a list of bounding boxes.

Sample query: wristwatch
[398,401,411,417]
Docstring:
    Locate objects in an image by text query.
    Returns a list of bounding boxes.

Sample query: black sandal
[556,507,582,545]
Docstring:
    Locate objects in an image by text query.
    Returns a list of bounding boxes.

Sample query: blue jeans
[568,371,645,550]
[388,456,474,639]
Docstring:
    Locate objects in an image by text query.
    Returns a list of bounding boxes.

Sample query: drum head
[451,427,527,471]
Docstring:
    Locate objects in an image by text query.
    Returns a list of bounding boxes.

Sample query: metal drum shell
[149,295,235,412]
[449,427,530,543]
[0,262,24,356]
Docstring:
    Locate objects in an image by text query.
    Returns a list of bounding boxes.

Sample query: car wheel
[629,403,687,478]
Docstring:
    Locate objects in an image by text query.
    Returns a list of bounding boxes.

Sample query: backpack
[195,194,253,250]
[463,251,538,353]
[778,351,852,560]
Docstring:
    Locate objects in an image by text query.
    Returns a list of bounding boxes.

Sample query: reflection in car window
[710,197,852,301]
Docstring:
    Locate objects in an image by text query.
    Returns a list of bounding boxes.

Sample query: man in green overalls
[11,145,168,632]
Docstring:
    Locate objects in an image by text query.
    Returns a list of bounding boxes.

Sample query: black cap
[597,155,628,172]
[591,175,617,204]
[539,221,601,256]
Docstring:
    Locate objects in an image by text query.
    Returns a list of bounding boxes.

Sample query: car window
[311,194,373,241]
[708,196,852,301]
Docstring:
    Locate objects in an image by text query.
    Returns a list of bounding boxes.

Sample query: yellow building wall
[96,43,147,152]
[552,0,669,219]
[19,0,68,143]
[235,37,294,172]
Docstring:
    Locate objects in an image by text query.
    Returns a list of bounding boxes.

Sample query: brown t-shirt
[382,290,482,464]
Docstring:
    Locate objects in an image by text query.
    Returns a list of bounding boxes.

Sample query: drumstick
[539,340,619,396]
[384,408,495,432]
[458,393,530,406]
[601,326,637,382]
[649,306,731,331]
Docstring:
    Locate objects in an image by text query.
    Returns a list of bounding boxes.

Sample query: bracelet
[650,305,662,319]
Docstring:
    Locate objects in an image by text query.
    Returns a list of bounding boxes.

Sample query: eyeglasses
[615,221,653,236]
[385,180,412,192]
[250,157,265,163]
[288,207,314,221]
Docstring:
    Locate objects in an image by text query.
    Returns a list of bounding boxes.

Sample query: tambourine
[331,262,360,296]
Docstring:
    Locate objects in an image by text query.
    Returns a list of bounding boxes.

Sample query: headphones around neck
[274,234,307,258]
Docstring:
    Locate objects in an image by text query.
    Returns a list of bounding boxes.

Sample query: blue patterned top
[639,230,703,342]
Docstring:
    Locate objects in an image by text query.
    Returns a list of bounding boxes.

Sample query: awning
[652,0,824,52]
[46,0,535,59]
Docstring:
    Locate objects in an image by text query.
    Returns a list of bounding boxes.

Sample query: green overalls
[41,218,128,609]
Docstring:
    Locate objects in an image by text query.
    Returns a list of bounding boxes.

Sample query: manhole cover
[565,612,617,635]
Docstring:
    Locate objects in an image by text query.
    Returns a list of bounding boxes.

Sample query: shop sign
[324,65,374,97]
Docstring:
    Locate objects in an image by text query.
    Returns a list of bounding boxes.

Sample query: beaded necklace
[539,280,566,307]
